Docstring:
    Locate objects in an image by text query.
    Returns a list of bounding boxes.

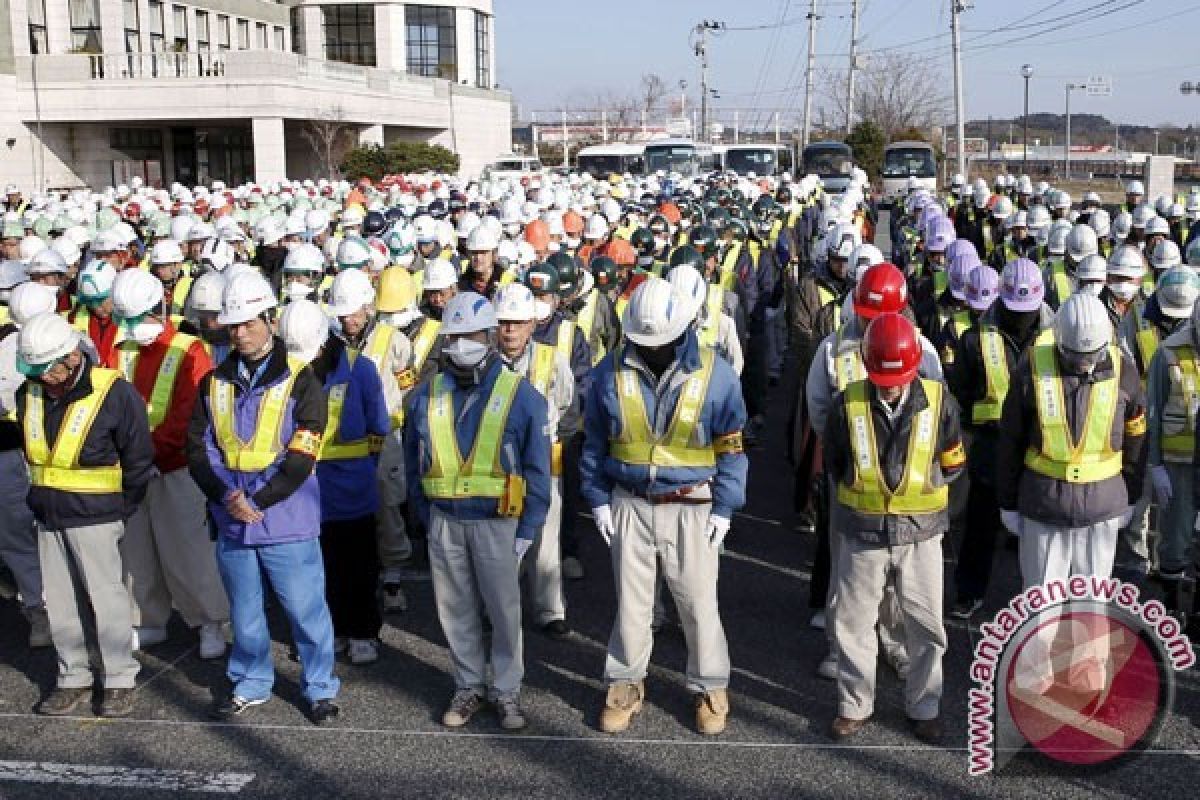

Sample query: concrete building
[0,0,512,190]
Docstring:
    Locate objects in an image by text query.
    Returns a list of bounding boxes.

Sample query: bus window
[882,147,936,179]
[805,149,853,178]
[724,148,778,175]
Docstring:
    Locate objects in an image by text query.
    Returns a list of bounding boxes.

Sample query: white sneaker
[132,626,167,651]
[199,623,227,660]
[816,653,838,680]
[809,610,826,630]
[347,639,379,665]
[26,607,51,649]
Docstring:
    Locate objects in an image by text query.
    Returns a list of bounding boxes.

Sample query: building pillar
[301,6,321,59]
[252,117,287,183]
[454,6,472,86]
[374,3,405,72]
[99,0,125,55]
[358,124,384,148]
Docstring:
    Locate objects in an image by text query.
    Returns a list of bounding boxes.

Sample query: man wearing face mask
[69,259,121,366]
[251,218,289,283]
[108,269,228,658]
[410,215,442,276]
[582,277,748,736]
[569,256,619,368]
[277,243,325,305]
[404,292,551,732]
[147,240,192,324]
[17,312,155,717]
[418,258,459,323]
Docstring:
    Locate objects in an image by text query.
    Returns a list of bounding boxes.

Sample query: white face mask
[565,236,581,250]
[504,223,521,238]
[128,321,164,346]
[396,251,415,268]
[1108,282,1139,302]
[533,300,554,322]
[444,337,489,368]
[284,281,314,300]
[1079,282,1104,297]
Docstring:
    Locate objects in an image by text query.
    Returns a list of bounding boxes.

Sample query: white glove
[706,514,731,549]
[1000,510,1021,535]
[514,537,533,562]
[1117,506,1134,529]
[1150,465,1173,507]
[592,505,614,546]
[1194,511,1200,532]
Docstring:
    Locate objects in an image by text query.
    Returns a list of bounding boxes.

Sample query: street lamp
[1021,64,1033,174]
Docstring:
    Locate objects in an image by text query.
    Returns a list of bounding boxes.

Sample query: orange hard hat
[658,202,681,225]
[524,219,550,250]
[853,262,908,320]
[607,238,636,267]
[562,210,584,236]
[862,313,921,388]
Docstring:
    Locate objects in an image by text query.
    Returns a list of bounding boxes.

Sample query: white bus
[575,144,646,178]
[880,141,938,205]
[718,143,795,177]
[641,138,719,178]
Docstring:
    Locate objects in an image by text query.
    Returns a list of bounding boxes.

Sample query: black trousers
[809,475,831,610]
[560,432,585,558]
[953,478,1000,604]
[319,515,382,639]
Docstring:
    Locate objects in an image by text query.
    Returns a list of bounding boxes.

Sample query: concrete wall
[448,84,510,178]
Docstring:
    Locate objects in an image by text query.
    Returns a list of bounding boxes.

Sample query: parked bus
[801,141,855,193]
[642,138,719,178]
[880,141,937,206]
[575,143,646,178]
[718,143,795,177]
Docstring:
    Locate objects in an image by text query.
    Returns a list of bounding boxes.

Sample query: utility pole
[950,0,968,178]
[692,20,723,143]
[845,0,859,135]
[802,0,819,148]
[1064,83,1082,181]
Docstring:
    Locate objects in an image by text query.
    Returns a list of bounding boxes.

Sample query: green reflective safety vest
[210,356,307,472]
[420,368,520,499]
[115,331,197,431]
[698,284,724,348]
[319,381,370,461]
[972,326,1011,424]
[832,329,867,391]
[25,367,123,493]
[719,242,742,292]
[610,347,717,468]
[1161,343,1200,462]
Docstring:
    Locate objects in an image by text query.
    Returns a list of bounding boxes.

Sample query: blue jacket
[314,341,390,522]
[581,331,749,519]
[534,311,593,396]
[403,355,552,541]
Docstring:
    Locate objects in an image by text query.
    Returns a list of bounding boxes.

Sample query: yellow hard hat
[376,266,417,313]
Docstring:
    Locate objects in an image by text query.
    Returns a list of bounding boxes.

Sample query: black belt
[628,483,712,505]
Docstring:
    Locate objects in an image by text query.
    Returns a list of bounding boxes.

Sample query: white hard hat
[218,270,278,326]
[827,223,861,259]
[584,214,608,240]
[26,248,67,276]
[622,276,693,347]
[466,224,499,252]
[422,258,458,291]
[1054,293,1111,354]
[1126,180,1144,196]
[305,208,331,236]
[200,238,235,273]
[1131,204,1156,230]
[1075,254,1108,285]
[17,312,80,373]
[492,283,536,322]
[456,211,481,240]
[441,291,497,335]
[1027,205,1051,231]
[1107,243,1146,279]
[1155,266,1200,319]
[1146,216,1171,238]
[0,259,27,290]
[1150,239,1183,271]
[991,196,1014,220]
[112,268,165,319]
[413,215,438,243]
[1089,208,1112,239]
[1112,210,1132,241]
[187,271,227,315]
[77,259,117,301]
[90,229,124,253]
[1065,224,1098,262]
[341,207,365,228]
[283,243,326,274]
[278,298,329,363]
[665,263,708,320]
[170,216,195,243]
[187,221,216,242]
[336,236,372,270]
[50,236,81,267]
[1052,191,1071,211]
[9,282,58,325]
[326,268,376,317]
[149,239,185,266]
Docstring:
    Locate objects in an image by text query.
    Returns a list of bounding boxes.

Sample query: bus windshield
[723,148,777,175]
[577,155,625,176]
[644,145,697,173]
[882,148,936,178]
[804,148,853,177]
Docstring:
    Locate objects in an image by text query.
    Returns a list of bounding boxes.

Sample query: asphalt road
[1,215,1199,798]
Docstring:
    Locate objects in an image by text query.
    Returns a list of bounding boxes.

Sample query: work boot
[309,699,340,726]
[493,693,527,731]
[37,687,91,716]
[599,681,644,733]
[907,715,943,744]
[694,689,729,735]
[25,607,51,649]
[442,689,484,728]
[830,715,870,739]
[99,688,135,718]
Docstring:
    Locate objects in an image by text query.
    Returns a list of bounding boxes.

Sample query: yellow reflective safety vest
[832,329,867,392]
[972,326,1011,424]
[933,270,948,296]
[1045,258,1072,303]
[210,356,307,472]
[1160,342,1200,463]
[1132,308,1159,374]
[167,275,194,318]
[719,241,742,292]
[698,284,724,348]
[527,342,562,475]
[420,368,522,503]
[818,284,844,333]
[69,305,91,333]
[552,318,575,369]
[25,367,123,493]
[319,381,370,461]
[357,322,397,374]
[115,331,197,431]
[575,289,604,365]
[410,318,441,377]
[1024,329,1122,483]
[610,347,717,468]
[836,378,948,515]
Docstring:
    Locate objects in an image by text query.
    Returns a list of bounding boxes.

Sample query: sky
[495,0,1199,131]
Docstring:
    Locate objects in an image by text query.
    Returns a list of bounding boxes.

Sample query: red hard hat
[862,313,921,388]
[853,262,908,320]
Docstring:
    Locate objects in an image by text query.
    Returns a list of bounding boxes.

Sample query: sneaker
[950,597,983,620]
[540,620,571,641]
[347,639,379,665]
[98,688,134,718]
[211,694,269,720]
[132,626,167,651]
[381,582,408,613]
[562,556,585,580]
[442,689,484,728]
[309,698,340,726]
[816,653,837,680]
[695,689,729,735]
[25,607,51,649]
[809,610,826,630]
[199,623,227,660]
[599,682,644,733]
[494,694,527,731]
[37,687,91,716]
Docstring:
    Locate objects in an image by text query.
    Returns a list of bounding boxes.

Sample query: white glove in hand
[1117,506,1134,529]
[706,515,731,549]
[1150,465,1173,507]
[592,505,615,546]
[1000,510,1021,535]
[514,537,533,562]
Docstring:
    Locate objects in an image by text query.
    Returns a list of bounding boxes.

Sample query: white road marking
[0,760,254,793]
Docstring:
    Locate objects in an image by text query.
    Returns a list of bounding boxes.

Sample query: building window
[405,5,455,80]
[322,4,375,66]
[290,8,302,54]
[274,26,284,50]
[196,11,209,49]
[256,22,268,49]
[148,0,165,51]
[217,15,230,50]
[124,0,141,53]
[474,11,490,88]
[69,0,102,53]
[172,5,188,51]
[237,18,249,49]
[28,0,48,55]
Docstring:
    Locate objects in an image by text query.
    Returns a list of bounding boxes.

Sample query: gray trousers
[605,487,730,693]
[377,431,412,576]
[39,521,140,689]
[526,477,565,625]
[0,450,40,610]
[832,534,946,721]
[1156,462,1197,577]
[428,507,524,697]
[1116,473,1154,578]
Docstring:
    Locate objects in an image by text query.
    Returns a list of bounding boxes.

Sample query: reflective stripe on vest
[116,331,197,431]
[933,270,948,296]
[1046,259,1072,303]
[972,327,1011,424]
[610,347,717,468]
[319,382,370,461]
[1024,329,1122,483]
[720,242,742,291]
[411,318,441,374]
[169,275,194,316]
[420,368,520,499]
[210,356,306,472]
[832,329,867,391]
[698,284,723,348]
[528,342,555,397]
[576,289,602,365]
[835,378,948,515]
[817,284,843,331]
[25,367,123,493]
[1161,343,1200,461]
[554,319,574,368]
[70,305,90,333]
[359,322,396,373]
[1133,309,1159,374]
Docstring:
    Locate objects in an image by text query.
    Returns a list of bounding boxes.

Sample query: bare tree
[639,73,668,116]
[301,106,355,180]
[816,52,951,140]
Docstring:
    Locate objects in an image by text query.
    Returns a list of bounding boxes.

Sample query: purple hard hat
[999,257,1045,312]
[964,265,1000,312]
[925,215,958,254]
[948,249,983,300]
[945,238,978,263]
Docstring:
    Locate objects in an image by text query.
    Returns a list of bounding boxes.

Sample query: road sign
[1085,75,1112,96]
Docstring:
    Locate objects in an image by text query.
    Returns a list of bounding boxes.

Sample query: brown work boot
[599,681,644,733]
[695,689,729,735]
[907,715,943,744]
[37,687,91,716]
[830,715,871,739]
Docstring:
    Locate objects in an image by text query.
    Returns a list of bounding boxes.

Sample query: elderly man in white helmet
[581,276,748,736]
[403,291,552,731]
